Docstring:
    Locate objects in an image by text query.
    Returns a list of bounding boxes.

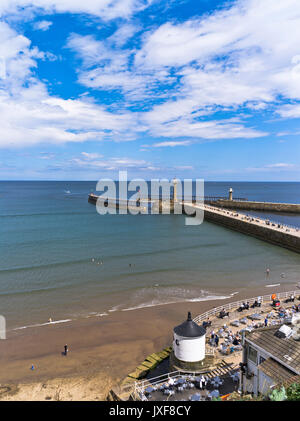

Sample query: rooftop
[258,358,296,384]
[174,312,206,338]
[245,326,300,374]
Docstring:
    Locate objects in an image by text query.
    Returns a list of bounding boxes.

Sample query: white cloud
[133,0,300,122]
[0,0,151,21]
[0,88,138,147]
[69,156,150,171]
[144,116,266,140]
[0,22,139,148]
[65,154,191,174]
[136,0,300,73]
[277,104,300,119]
[39,151,55,159]
[108,23,140,47]
[3,0,300,151]
[33,20,52,31]
[266,163,295,169]
[0,21,37,85]
[174,165,193,170]
[67,0,300,141]
[81,152,103,159]
[67,32,173,100]
[246,163,297,172]
[152,140,192,147]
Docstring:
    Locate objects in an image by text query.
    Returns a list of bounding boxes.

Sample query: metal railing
[121,288,298,399]
[205,346,215,356]
[132,365,239,400]
[193,290,298,324]
[133,370,210,400]
[122,345,215,398]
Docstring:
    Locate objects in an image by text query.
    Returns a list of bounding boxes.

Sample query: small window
[248,346,257,364]
[259,356,266,365]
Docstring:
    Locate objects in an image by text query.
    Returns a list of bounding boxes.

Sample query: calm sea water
[1,181,300,329]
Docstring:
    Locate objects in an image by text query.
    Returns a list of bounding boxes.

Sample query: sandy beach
[0,282,297,401]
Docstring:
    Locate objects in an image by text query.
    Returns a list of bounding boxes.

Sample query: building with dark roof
[241,324,300,396]
[173,312,206,338]
[171,312,208,371]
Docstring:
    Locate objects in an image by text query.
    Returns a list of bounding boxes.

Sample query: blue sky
[0,0,300,180]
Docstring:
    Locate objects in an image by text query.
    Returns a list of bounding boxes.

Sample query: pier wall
[202,207,300,254]
[89,194,300,254]
[213,199,300,213]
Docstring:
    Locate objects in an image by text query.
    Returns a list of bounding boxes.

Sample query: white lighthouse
[172,312,206,369]
[229,187,233,201]
[172,177,178,202]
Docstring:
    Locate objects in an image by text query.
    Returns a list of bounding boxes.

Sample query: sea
[1,181,300,330]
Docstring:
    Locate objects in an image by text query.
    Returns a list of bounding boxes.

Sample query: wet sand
[0,282,298,400]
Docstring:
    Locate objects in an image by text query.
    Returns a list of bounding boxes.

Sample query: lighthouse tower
[229,187,233,201]
[173,177,178,202]
[170,312,207,371]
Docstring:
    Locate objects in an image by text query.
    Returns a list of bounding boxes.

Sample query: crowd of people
[201,292,300,358]
[208,325,242,355]
[204,205,299,235]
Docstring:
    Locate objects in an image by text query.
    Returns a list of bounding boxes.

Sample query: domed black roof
[174,312,206,338]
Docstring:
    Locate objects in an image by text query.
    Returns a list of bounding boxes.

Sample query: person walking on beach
[264,317,268,327]
[64,344,68,356]
[214,334,219,347]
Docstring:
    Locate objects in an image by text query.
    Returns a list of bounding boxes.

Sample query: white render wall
[173,333,205,362]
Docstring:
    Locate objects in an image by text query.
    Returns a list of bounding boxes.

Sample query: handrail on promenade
[193,289,298,324]
[133,369,218,397]
[132,364,239,400]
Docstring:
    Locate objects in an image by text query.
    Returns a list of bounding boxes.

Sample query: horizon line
[1,179,300,183]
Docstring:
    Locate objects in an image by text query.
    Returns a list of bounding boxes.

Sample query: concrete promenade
[211,199,300,213]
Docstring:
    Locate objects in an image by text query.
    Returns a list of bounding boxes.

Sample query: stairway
[205,360,238,378]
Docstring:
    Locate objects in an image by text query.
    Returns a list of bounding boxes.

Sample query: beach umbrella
[190,393,201,401]
[210,390,220,398]
[251,313,262,320]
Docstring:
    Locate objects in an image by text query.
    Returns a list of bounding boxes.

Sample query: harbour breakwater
[185,204,300,254]
[88,194,300,254]
[212,199,300,213]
